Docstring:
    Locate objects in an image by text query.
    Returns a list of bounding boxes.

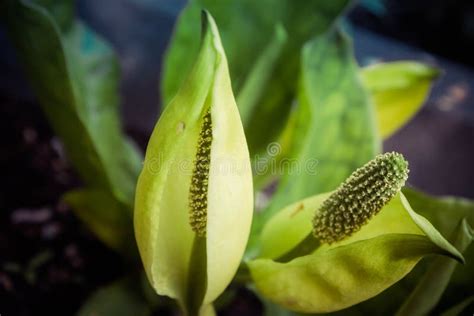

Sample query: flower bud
[134,11,253,314]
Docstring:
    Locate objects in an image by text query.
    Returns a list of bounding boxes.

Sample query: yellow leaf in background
[361,61,440,139]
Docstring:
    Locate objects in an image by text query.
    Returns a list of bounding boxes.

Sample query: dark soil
[0,96,126,316]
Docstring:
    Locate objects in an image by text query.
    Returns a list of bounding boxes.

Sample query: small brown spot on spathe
[290,203,304,218]
[284,297,299,307]
[176,121,185,134]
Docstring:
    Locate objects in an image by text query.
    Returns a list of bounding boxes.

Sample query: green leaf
[396,218,473,316]
[248,192,462,313]
[250,235,453,314]
[2,0,142,207]
[249,28,379,255]
[77,276,151,316]
[63,189,137,258]
[360,61,440,139]
[162,0,351,155]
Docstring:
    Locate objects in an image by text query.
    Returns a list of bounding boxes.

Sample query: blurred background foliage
[0,0,473,315]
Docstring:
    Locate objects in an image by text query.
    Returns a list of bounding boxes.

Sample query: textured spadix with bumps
[134,12,253,314]
[313,152,409,244]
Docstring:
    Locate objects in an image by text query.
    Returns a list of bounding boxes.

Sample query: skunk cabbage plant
[3,1,473,315]
[134,12,253,315]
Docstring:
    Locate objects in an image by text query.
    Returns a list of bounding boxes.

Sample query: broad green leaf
[249,28,379,254]
[361,61,440,139]
[250,236,456,314]
[63,189,137,258]
[396,218,473,316]
[162,0,351,155]
[77,276,151,316]
[2,0,142,208]
[135,12,253,313]
[248,192,462,313]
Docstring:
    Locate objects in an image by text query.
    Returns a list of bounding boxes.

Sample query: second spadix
[313,152,408,244]
[134,12,253,315]
[277,152,409,262]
